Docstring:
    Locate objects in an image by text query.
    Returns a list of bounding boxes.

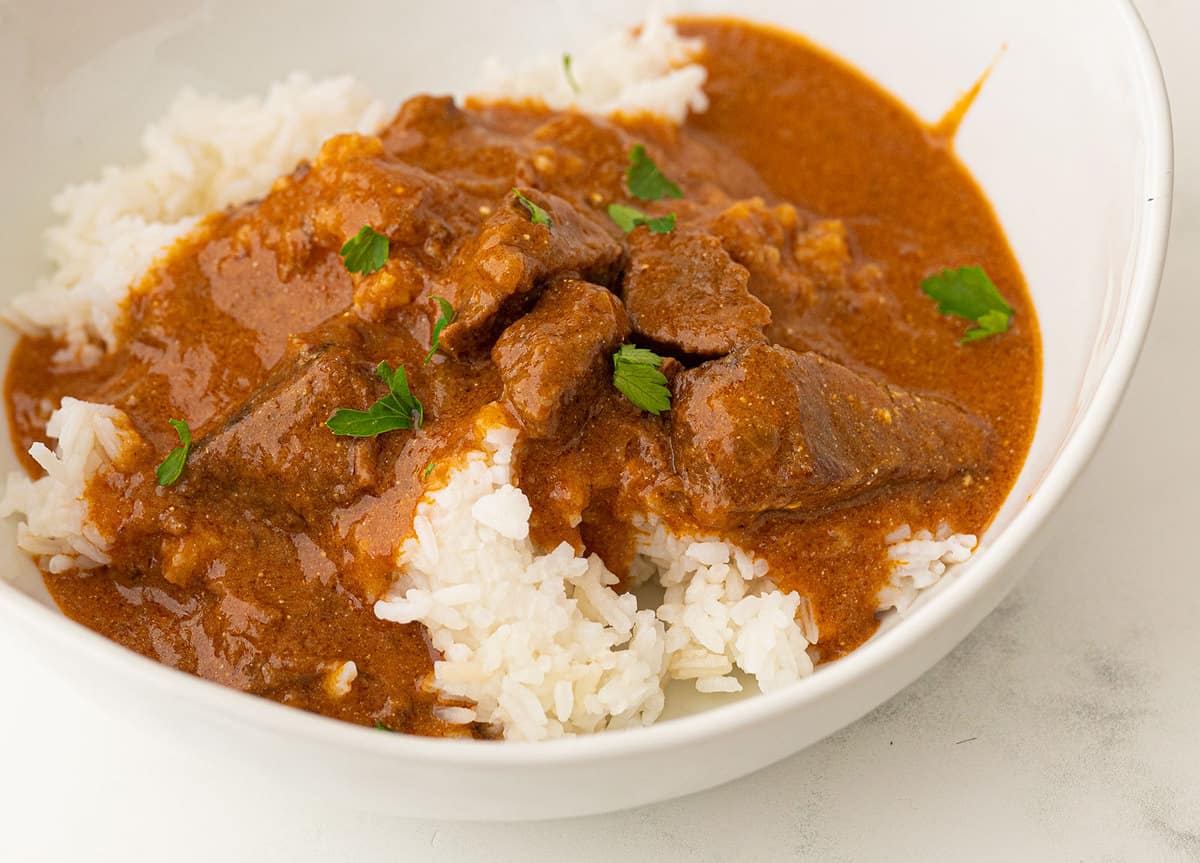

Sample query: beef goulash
[3,19,1040,736]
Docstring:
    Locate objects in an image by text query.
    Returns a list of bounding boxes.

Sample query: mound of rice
[375,414,669,740]
[474,9,708,123]
[5,74,387,363]
[0,399,140,574]
[1,18,981,740]
[632,520,818,695]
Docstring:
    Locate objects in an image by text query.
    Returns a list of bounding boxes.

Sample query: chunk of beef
[492,279,630,439]
[187,344,380,519]
[671,344,990,528]
[709,199,894,352]
[707,198,831,314]
[438,192,623,355]
[623,228,770,357]
[526,113,630,203]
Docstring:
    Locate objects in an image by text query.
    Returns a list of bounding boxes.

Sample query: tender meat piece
[708,198,830,312]
[671,344,990,528]
[709,199,893,351]
[438,192,623,355]
[492,279,630,438]
[187,344,380,518]
[623,228,770,357]
[526,113,630,203]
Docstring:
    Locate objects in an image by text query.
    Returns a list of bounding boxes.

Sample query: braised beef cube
[188,345,380,518]
[709,198,825,312]
[623,228,770,357]
[492,279,630,439]
[671,344,990,528]
[438,191,623,355]
[383,95,469,148]
[709,199,896,351]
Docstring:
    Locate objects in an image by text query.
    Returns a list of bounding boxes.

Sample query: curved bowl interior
[0,0,1170,819]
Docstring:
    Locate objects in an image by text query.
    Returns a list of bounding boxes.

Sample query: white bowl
[0,0,1171,820]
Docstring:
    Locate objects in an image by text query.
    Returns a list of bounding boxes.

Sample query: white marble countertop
[1,1,1196,859]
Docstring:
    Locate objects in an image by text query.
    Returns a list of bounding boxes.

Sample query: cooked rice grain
[474,11,708,123]
[0,398,140,573]
[374,415,668,741]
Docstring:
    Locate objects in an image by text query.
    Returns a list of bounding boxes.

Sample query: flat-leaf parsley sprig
[612,344,672,415]
[512,188,552,229]
[607,204,676,235]
[626,144,683,202]
[920,265,1014,343]
[424,296,456,364]
[327,362,424,437]
[340,225,390,275]
[155,419,192,486]
[562,53,581,95]
[609,145,681,234]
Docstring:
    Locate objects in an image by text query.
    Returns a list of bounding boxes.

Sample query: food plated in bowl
[0,0,1169,817]
[1,14,1038,738]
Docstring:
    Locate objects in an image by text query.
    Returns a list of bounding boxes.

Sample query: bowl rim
[0,0,1173,768]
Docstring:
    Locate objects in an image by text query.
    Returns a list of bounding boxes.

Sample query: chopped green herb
[612,344,672,415]
[374,721,394,732]
[607,203,676,235]
[920,266,1014,343]
[512,188,552,228]
[326,362,423,437]
[963,309,1012,342]
[626,144,683,202]
[562,53,581,95]
[423,461,437,480]
[607,204,642,233]
[424,296,456,364]
[155,419,192,486]
[339,225,390,275]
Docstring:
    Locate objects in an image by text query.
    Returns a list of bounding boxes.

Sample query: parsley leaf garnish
[374,721,395,732]
[612,344,672,415]
[423,461,437,479]
[424,296,456,364]
[155,419,192,486]
[562,53,581,95]
[512,188,552,229]
[626,144,683,201]
[607,204,676,235]
[340,226,390,275]
[327,362,423,437]
[920,266,1014,343]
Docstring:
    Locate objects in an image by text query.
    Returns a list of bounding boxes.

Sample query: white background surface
[0,0,1195,859]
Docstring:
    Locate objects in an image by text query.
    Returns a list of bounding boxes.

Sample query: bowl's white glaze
[0,0,1171,820]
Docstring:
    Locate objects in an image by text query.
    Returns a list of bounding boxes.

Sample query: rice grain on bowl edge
[0,13,980,741]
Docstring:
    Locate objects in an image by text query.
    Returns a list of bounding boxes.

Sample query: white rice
[375,412,668,741]
[1,24,981,739]
[474,9,708,124]
[0,398,140,574]
[5,73,387,362]
[321,660,358,700]
[879,524,978,615]
[631,519,817,695]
